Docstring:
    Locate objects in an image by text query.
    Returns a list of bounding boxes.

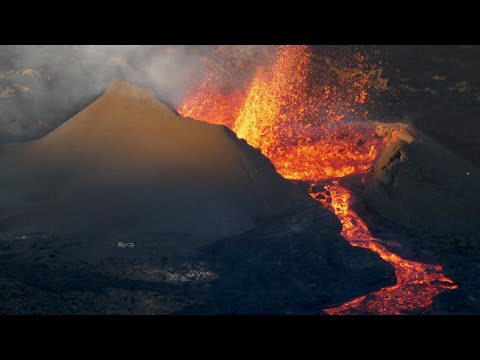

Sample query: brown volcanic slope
[360,137,480,237]
[0,81,318,251]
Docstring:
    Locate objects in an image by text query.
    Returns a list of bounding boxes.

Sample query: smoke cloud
[0,45,225,142]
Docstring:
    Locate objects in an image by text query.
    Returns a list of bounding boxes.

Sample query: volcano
[3,45,479,314]
[0,80,396,314]
[0,81,316,252]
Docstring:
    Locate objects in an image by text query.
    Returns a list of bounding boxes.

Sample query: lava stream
[178,45,458,314]
[310,183,457,315]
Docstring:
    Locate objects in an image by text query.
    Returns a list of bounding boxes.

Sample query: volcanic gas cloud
[178,45,457,315]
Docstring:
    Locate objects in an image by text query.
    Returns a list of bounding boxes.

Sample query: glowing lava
[178,45,458,314]
[310,183,457,314]
[179,45,385,181]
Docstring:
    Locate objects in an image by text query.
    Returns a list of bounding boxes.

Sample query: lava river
[178,44,458,314]
[310,183,457,314]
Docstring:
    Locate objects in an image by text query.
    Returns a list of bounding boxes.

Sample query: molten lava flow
[179,45,385,181]
[178,44,458,314]
[274,122,384,181]
[310,183,457,314]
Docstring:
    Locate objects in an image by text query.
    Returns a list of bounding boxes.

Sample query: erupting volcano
[178,45,458,314]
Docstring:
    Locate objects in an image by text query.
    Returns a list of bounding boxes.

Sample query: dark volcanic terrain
[2,45,480,314]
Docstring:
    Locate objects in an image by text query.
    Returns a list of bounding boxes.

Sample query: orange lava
[311,183,457,314]
[179,45,384,181]
[178,45,458,314]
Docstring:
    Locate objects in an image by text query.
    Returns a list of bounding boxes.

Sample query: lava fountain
[178,45,457,314]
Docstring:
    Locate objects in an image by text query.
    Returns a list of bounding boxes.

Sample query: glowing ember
[178,44,458,314]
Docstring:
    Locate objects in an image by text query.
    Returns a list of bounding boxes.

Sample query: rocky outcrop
[360,136,480,237]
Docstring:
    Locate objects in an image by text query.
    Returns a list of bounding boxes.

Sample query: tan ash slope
[0,81,318,250]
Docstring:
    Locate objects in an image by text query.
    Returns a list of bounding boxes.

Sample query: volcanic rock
[0,81,318,252]
[375,123,414,144]
[360,136,480,237]
[0,207,396,315]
